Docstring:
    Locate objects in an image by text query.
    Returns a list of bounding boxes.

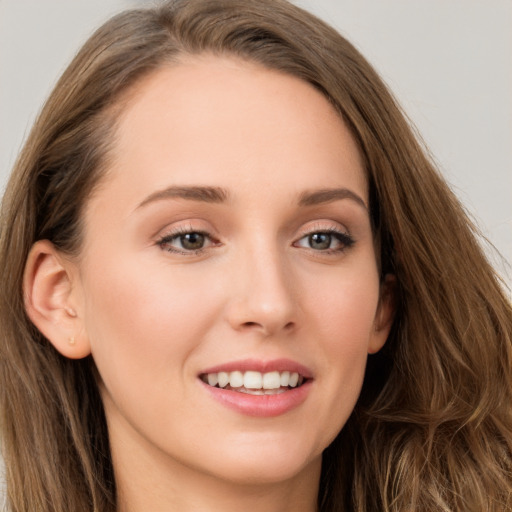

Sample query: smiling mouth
[200,370,306,395]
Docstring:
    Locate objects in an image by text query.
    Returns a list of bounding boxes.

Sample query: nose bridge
[226,232,297,335]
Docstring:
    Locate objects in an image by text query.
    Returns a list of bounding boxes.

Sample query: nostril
[242,322,259,328]
[239,320,295,333]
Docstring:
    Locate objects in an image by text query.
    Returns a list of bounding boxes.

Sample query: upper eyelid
[158,225,347,238]
[158,228,217,244]
[294,227,354,244]
[159,229,212,241]
[155,220,350,239]
[296,228,350,240]
[156,220,216,238]
[295,220,350,236]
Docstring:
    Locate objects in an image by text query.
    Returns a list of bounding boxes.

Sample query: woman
[0,0,510,511]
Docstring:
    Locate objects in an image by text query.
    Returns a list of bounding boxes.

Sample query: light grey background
[1,0,511,288]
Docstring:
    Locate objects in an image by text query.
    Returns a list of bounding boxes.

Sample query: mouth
[199,370,307,395]
[199,361,313,417]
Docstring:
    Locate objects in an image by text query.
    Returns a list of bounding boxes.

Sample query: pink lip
[199,358,313,379]
[200,379,312,417]
[198,358,313,417]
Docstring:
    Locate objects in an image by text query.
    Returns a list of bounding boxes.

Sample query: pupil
[181,233,204,250]
[309,233,331,250]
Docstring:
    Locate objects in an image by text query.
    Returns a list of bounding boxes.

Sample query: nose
[224,243,297,337]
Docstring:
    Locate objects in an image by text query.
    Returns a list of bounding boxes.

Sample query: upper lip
[199,358,313,379]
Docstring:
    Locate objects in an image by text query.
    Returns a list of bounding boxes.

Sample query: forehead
[91,55,367,211]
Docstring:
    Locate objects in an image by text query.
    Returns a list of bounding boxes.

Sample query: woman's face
[71,56,393,487]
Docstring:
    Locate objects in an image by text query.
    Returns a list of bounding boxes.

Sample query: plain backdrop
[0,0,511,284]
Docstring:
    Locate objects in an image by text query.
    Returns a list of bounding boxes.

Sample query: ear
[368,273,396,354]
[23,240,90,359]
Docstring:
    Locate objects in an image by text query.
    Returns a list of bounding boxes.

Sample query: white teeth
[262,371,281,389]
[217,372,229,388]
[229,371,244,388]
[203,370,305,390]
[244,371,262,389]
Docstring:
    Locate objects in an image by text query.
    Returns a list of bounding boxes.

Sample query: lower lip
[200,380,312,417]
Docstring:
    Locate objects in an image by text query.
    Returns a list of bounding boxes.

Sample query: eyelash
[156,226,355,256]
[157,226,217,255]
[293,228,355,254]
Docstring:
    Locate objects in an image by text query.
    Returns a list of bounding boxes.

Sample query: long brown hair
[1,1,511,510]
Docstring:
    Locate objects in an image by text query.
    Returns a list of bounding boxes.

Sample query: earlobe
[368,273,396,354]
[23,240,90,359]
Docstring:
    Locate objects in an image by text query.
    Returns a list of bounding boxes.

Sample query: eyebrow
[298,188,368,210]
[136,184,367,211]
[136,185,229,209]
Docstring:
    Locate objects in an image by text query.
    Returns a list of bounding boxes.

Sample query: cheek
[80,257,223,391]
[301,266,381,437]
[307,262,381,349]
[316,284,379,388]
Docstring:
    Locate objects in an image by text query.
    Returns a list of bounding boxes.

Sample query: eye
[157,229,215,254]
[294,230,354,252]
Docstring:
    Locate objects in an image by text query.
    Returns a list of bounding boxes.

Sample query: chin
[207,453,321,487]
[193,433,324,487]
